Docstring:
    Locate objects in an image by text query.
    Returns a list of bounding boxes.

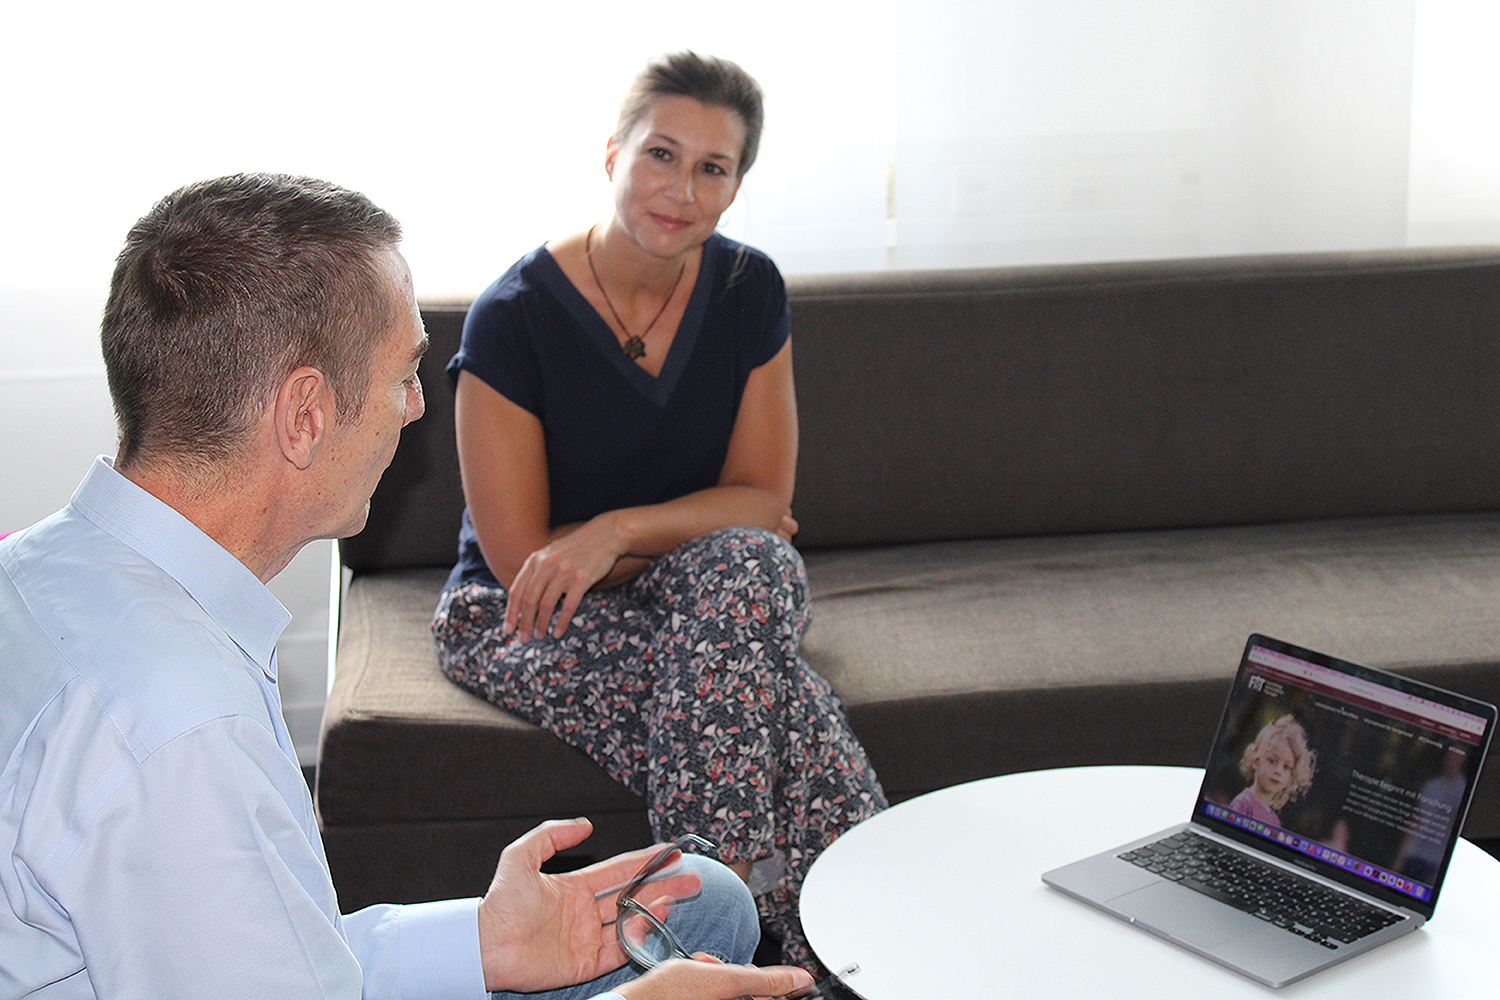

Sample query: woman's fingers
[504,553,553,641]
[505,546,604,641]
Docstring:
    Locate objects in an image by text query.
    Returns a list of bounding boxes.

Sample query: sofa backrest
[342,246,1500,572]
[791,246,1500,548]
[341,305,467,574]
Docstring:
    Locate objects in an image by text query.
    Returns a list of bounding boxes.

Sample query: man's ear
[275,367,331,470]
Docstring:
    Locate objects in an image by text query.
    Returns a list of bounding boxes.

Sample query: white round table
[800,766,1500,998]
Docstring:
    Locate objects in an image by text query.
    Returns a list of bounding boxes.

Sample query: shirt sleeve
[343,898,487,1000]
[449,265,546,417]
[729,242,791,369]
[49,718,362,997]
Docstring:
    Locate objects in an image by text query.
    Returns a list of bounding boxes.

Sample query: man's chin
[331,502,373,541]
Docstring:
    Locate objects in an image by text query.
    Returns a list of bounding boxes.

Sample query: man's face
[317,248,427,539]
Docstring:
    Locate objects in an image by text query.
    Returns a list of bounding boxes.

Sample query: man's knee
[667,854,761,965]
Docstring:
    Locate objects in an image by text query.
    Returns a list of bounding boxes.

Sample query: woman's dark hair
[614,51,765,176]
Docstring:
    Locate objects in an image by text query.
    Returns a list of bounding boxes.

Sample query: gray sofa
[318,246,1500,912]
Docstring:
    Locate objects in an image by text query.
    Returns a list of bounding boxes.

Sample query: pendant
[622,335,647,360]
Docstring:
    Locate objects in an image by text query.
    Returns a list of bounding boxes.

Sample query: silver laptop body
[1043,633,1495,988]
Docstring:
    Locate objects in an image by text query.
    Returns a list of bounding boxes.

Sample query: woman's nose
[668,166,695,203]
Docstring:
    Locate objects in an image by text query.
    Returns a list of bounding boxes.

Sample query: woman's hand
[504,513,628,642]
[614,956,814,1000]
[503,497,799,643]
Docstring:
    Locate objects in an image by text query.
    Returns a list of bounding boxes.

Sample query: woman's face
[606,95,747,260]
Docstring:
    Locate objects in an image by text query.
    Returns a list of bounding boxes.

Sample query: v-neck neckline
[538,240,717,409]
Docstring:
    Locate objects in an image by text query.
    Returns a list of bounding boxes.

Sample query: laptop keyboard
[1119,830,1404,949]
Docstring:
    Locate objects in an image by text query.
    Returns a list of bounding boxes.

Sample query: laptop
[1043,633,1495,988]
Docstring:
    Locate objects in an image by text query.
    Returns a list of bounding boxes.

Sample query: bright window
[4,0,1498,360]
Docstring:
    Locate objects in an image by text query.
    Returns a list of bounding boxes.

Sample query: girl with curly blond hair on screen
[1229,714,1317,826]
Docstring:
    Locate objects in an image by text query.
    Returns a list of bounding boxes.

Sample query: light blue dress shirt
[0,458,486,998]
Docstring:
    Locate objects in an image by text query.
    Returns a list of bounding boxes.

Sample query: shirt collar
[69,456,291,680]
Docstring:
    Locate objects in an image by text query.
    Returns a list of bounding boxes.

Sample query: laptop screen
[1194,635,1494,916]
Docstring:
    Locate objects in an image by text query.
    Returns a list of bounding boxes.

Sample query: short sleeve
[447,251,548,417]
[727,241,791,369]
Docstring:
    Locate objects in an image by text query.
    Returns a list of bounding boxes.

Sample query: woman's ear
[605,134,621,181]
[275,366,329,470]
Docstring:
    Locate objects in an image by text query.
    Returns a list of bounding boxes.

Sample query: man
[0,174,811,999]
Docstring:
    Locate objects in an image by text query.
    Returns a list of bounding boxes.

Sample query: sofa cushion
[801,513,1500,706]
[320,512,1500,901]
[800,513,1500,822]
[788,248,1500,548]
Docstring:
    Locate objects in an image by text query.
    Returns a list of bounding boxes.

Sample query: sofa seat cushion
[802,512,1500,702]
[321,512,1500,841]
[800,512,1500,832]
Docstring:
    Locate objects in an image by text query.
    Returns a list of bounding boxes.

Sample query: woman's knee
[666,855,761,965]
[681,528,808,605]
[431,583,520,687]
[694,525,800,565]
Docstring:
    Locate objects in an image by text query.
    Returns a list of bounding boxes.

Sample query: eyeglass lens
[615,836,867,999]
[617,834,716,970]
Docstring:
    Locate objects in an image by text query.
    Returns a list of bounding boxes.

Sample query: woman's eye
[648,147,672,161]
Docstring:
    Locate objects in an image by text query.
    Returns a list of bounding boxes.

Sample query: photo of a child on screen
[1228,714,1318,826]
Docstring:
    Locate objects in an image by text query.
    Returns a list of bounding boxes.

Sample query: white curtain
[4,0,1497,316]
[743,0,1425,272]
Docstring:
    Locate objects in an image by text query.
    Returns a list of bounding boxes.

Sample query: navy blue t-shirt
[446,232,791,589]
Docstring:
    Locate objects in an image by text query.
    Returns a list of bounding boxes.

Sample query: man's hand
[614,956,815,1000]
[477,819,701,993]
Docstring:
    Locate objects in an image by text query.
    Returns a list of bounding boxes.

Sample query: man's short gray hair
[102,173,403,469]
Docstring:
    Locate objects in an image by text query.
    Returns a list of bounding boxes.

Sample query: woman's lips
[650,212,691,231]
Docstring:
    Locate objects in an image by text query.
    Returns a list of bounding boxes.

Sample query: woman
[433,52,887,967]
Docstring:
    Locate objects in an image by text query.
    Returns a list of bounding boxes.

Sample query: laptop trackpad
[1111,881,1264,949]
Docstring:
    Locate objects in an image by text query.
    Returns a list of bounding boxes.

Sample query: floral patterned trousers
[431,527,887,967]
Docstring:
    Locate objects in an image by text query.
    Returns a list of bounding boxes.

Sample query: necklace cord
[585,225,686,360]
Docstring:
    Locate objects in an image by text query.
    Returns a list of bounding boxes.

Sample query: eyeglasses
[615,833,714,970]
[613,833,866,999]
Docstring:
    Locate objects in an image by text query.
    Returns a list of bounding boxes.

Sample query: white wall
[4,0,1499,764]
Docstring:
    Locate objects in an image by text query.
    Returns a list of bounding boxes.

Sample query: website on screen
[1198,645,1486,904]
